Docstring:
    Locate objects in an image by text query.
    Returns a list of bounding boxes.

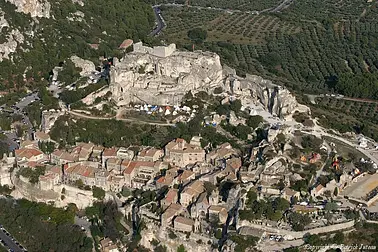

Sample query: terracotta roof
[65,164,96,178]
[118,39,133,49]
[123,161,137,175]
[103,147,119,157]
[163,203,182,220]
[284,188,298,196]
[52,149,63,157]
[48,165,62,174]
[315,184,324,193]
[15,148,43,159]
[165,188,178,204]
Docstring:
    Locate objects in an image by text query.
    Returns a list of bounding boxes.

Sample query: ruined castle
[108,42,302,118]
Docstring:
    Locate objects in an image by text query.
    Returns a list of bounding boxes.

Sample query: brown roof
[178,170,194,182]
[65,164,96,178]
[138,148,162,157]
[174,216,194,226]
[227,157,242,170]
[34,131,50,141]
[103,147,119,157]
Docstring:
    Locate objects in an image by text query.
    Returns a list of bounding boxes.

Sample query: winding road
[150,6,165,36]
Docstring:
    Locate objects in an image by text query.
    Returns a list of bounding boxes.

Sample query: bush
[187,28,207,43]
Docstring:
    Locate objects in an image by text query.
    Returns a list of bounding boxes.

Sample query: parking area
[0,225,27,252]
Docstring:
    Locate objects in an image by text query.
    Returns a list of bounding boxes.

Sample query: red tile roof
[15,148,43,159]
[118,39,133,49]
[165,188,178,204]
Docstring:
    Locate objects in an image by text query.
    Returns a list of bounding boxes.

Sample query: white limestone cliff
[109,43,308,118]
[5,0,51,18]
[110,49,223,106]
[70,55,95,77]
[0,28,24,62]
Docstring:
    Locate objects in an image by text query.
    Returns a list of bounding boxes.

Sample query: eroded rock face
[110,48,305,118]
[70,55,95,77]
[5,0,51,18]
[226,74,301,118]
[110,50,223,106]
[0,28,24,62]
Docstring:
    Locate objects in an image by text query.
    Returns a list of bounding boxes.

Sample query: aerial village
[0,42,378,251]
[1,112,378,251]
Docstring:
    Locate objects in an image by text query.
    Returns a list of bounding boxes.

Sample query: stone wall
[41,109,65,133]
[237,220,355,239]
[133,42,176,58]
[139,224,215,252]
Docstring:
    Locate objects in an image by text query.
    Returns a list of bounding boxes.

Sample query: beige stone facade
[164,138,205,168]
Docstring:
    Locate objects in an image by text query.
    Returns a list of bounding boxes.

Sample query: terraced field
[188,0,282,11]
[144,0,282,11]
[161,7,299,44]
[316,97,378,120]
[208,13,300,43]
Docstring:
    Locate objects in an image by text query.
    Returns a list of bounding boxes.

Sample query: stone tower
[209,188,219,205]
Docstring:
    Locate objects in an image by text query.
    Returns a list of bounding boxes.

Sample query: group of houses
[13,133,244,232]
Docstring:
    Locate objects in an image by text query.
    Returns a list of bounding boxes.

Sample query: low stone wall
[237,220,355,239]
[12,173,94,209]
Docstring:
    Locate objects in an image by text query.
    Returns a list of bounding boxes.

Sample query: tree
[187,28,207,44]
[324,202,338,212]
[333,231,344,244]
[74,179,84,189]
[246,115,264,129]
[177,244,186,252]
[246,189,257,205]
[230,99,242,112]
[92,186,105,200]
[203,181,216,196]
[333,187,338,197]
[15,124,24,138]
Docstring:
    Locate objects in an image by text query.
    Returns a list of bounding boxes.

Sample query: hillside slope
[0,0,154,90]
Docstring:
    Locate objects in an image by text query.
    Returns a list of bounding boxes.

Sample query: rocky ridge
[109,44,307,118]
[5,0,50,18]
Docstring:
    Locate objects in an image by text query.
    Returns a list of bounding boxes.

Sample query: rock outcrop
[110,48,223,106]
[109,43,306,118]
[5,0,51,18]
[0,28,24,62]
[70,55,95,77]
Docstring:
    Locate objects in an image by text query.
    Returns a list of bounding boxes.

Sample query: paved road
[0,226,25,252]
[150,6,165,36]
[0,92,39,151]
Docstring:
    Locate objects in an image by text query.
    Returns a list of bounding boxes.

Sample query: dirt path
[68,110,174,126]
